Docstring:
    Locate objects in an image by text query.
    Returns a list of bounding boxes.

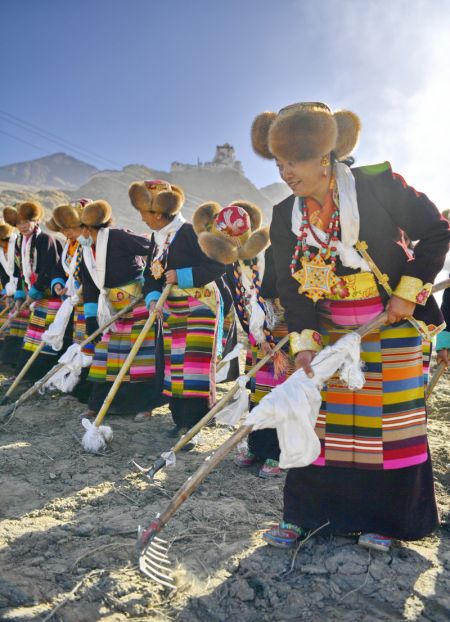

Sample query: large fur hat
[0,220,15,240]
[80,200,113,227]
[128,179,185,216]
[53,198,91,229]
[251,102,360,161]
[3,206,18,227]
[45,217,61,233]
[18,201,44,222]
[193,200,270,264]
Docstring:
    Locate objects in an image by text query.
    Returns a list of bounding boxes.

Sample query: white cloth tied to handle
[82,227,114,331]
[42,290,81,352]
[245,332,365,469]
[215,375,250,426]
[43,343,92,393]
[216,342,244,383]
[161,451,177,468]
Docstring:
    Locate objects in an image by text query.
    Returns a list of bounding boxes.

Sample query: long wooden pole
[0,288,85,402]
[140,333,291,478]
[139,278,450,547]
[0,300,29,336]
[90,285,172,429]
[0,295,144,419]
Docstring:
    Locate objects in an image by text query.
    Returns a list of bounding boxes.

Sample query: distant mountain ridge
[0,151,290,230]
[0,153,99,189]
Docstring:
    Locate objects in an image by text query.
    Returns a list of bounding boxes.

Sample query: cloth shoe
[234,449,257,467]
[79,409,97,420]
[358,533,392,552]
[263,521,306,548]
[134,410,153,422]
[258,459,281,478]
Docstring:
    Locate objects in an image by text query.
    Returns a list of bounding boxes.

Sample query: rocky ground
[0,360,449,622]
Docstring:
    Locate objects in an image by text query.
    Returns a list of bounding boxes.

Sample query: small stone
[300,564,329,575]
[49,472,57,479]
[229,579,255,602]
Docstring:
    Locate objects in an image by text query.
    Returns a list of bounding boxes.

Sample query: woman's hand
[437,349,449,367]
[386,295,416,324]
[54,283,67,296]
[149,300,163,320]
[165,270,178,285]
[294,349,316,377]
[260,341,273,356]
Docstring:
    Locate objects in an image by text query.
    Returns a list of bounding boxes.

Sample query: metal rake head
[137,523,176,589]
[132,456,166,481]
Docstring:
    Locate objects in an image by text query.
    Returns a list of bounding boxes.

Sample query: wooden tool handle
[92,285,171,428]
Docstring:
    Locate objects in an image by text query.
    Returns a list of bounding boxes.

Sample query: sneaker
[358,533,392,552]
[258,459,281,478]
[134,410,153,422]
[263,521,306,548]
[234,449,257,467]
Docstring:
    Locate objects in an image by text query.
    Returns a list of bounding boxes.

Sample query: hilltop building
[171,143,244,174]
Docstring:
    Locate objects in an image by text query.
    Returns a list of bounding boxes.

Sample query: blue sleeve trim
[28,286,44,300]
[436,330,450,350]
[176,267,193,289]
[1,289,6,296]
[51,277,66,292]
[145,291,161,309]
[84,302,98,318]
[14,290,26,300]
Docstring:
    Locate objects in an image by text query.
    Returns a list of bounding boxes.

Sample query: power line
[0,109,121,169]
[0,114,213,206]
[0,128,54,156]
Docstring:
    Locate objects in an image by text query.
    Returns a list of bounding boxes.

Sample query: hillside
[0,153,99,190]
[0,151,290,231]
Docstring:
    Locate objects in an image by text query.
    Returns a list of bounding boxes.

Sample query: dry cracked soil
[0,359,449,622]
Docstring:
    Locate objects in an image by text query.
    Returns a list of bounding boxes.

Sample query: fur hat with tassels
[193,200,270,265]
[53,198,91,229]
[0,220,15,240]
[80,200,113,227]
[18,201,44,222]
[3,207,18,227]
[251,101,360,161]
[128,179,185,217]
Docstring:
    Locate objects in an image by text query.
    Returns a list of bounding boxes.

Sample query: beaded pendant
[292,254,345,302]
[290,186,348,301]
[150,259,165,280]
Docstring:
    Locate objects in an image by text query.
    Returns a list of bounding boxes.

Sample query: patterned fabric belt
[328,271,379,301]
[108,281,143,310]
[170,283,217,312]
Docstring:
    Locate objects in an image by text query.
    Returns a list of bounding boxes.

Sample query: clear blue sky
[1,0,450,205]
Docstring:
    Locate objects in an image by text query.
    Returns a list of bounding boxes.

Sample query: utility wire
[0,109,121,169]
[0,128,54,156]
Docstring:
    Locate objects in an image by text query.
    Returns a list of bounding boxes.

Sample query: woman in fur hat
[194,200,292,477]
[0,206,27,365]
[77,199,163,420]
[0,219,18,324]
[251,102,450,551]
[4,201,62,376]
[49,199,93,401]
[129,179,226,435]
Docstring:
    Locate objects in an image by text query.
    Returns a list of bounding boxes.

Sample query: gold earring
[321,155,329,167]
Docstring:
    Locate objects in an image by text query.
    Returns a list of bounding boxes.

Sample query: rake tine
[138,563,175,589]
[146,551,172,568]
[130,459,149,474]
[150,541,169,554]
